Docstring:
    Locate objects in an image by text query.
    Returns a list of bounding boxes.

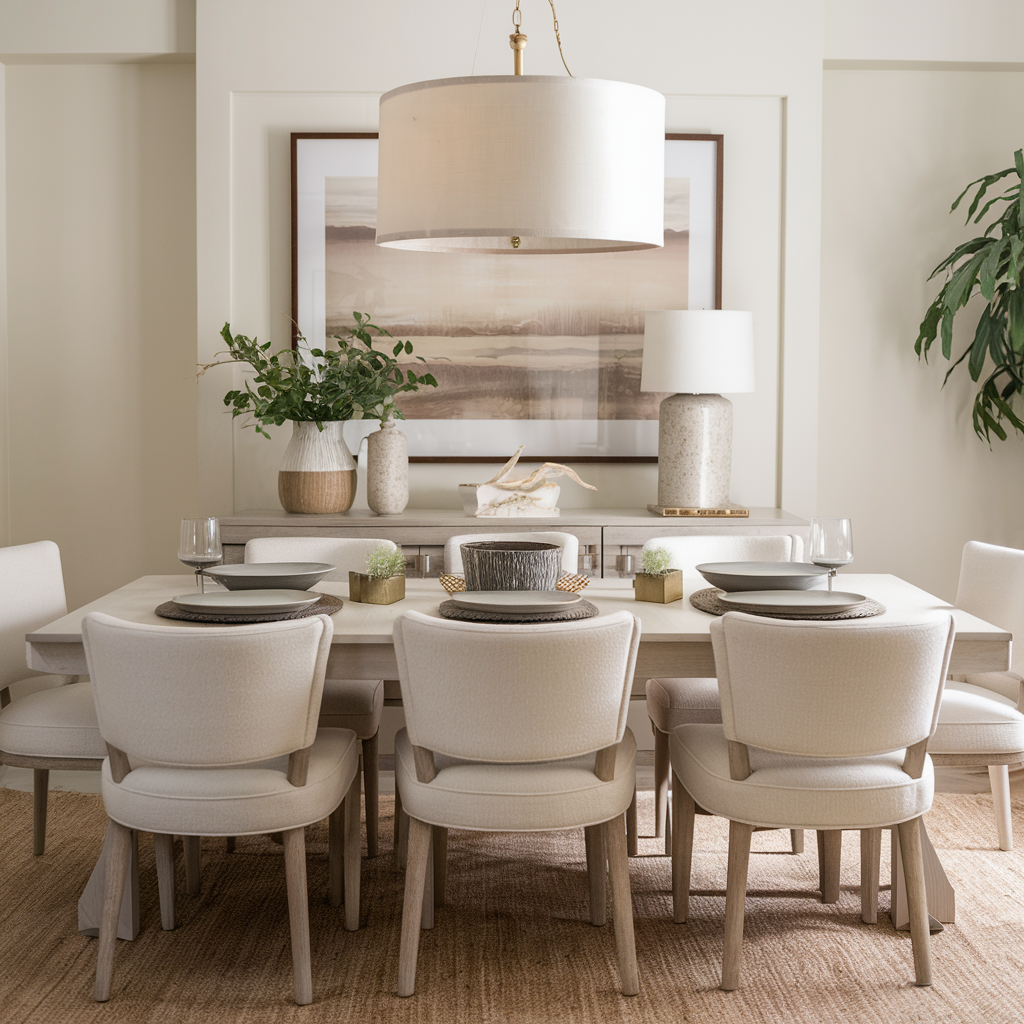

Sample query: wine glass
[809,517,853,592]
[178,518,222,592]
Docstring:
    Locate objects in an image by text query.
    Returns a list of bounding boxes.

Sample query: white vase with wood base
[278,420,356,514]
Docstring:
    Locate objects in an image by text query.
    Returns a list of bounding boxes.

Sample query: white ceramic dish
[450,590,583,615]
[171,589,323,615]
[202,562,334,591]
[718,590,868,615]
[696,561,828,592]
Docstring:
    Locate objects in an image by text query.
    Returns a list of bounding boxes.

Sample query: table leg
[79,825,140,940]
[890,819,953,933]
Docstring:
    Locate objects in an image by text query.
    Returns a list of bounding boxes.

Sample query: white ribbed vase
[366,419,409,516]
[278,420,357,514]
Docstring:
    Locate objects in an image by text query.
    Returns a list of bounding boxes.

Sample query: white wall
[4,63,198,608]
[196,0,824,522]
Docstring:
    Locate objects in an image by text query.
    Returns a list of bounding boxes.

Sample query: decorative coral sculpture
[459,446,597,517]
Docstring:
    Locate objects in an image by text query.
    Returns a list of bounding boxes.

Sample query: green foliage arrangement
[915,150,1024,442]
[640,547,673,577]
[206,312,437,438]
[365,544,407,580]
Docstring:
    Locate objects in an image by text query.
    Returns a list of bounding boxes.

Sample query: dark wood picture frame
[290,131,723,463]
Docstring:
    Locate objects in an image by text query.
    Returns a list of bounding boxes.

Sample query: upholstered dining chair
[640,533,804,855]
[927,540,1024,850]
[82,611,361,1005]
[391,609,642,997]
[670,610,955,991]
[245,535,400,857]
[443,531,580,575]
[0,540,106,854]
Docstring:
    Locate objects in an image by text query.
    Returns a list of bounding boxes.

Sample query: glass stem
[828,568,836,592]
[196,568,204,593]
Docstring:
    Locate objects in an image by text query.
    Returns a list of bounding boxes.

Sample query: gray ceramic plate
[451,590,582,614]
[172,589,323,615]
[718,590,867,615]
[202,562,334,591]
[696,561,829,592]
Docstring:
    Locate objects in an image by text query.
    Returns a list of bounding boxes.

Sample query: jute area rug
[2,788,1023,1024]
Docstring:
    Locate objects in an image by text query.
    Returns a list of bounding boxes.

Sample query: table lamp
[640,310,755,512]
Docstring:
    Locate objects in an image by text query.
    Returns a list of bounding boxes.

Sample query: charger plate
[450,590,582,615]
[690,588,885,621]
[156,593,343,624]
[439,598,598,624]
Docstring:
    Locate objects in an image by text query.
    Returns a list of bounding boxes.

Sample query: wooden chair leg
[604,813,639,996]
[720,820,754,992]
[432,825,448,907]
[153,832,176,930]
[653,724,669,843]
[344,773,361,931]
[363,730,379,858]
[860,828,881,924]
[393,783,403,863]
[626,789,638,857]
[395,786,410,868]
[789,829,804,854]
[33,768,49,856]
[584,824,607,926]
[672,771,696,924]
[94,820,132,1002]
[896,816,933,987]
[329,801,343,908]
[398,816,432,997]
[282,827,313,1005]
[989,764,1013,851]
[183,835,201,896]
[816,829,842,903]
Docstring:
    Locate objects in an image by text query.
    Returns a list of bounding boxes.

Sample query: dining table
[25,572,1011,941]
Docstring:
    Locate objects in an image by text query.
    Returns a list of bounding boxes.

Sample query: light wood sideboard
[220,508,808,578]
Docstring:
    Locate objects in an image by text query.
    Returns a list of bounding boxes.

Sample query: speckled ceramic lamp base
[657,392,733,509]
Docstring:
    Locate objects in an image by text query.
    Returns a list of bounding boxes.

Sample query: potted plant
[915,149,1024,441]
[349,544,407,605]
[633,546,683,604]
[205,313,436,513]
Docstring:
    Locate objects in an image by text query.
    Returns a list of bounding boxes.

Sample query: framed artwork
[291,131,723,462]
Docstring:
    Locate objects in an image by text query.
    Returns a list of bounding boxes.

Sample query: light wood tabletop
[26,573,1010,702]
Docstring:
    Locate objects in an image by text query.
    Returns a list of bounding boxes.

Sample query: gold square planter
[634,570,683,604]
[349,572,406,605]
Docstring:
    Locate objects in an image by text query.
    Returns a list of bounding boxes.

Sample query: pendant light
[376,1,665,254]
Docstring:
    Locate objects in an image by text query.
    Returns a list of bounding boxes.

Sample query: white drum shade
[376,75,665,254]
[640,310,755,395]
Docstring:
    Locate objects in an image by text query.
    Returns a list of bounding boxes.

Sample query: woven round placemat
[439,598,599,624]
[155,592,344,624]
[689,587,886,620]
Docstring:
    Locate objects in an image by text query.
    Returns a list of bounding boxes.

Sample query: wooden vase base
[278,470,356,514]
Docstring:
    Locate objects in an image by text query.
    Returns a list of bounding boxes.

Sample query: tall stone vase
[366,419,408,516]
[278,420,356,514]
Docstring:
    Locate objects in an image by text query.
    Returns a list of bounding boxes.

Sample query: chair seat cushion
[101,727,359,836]
[929,681,1024,757]
[961,672,1021,705]
[671,724,933,831]
[395,727,636,831]
[645,677,722,733]
[0,680,106,759]
[317,678,383,738]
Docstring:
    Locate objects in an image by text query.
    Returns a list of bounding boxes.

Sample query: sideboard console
[220,508,808,578]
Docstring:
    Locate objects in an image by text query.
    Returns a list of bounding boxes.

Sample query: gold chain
[509,0,572,77]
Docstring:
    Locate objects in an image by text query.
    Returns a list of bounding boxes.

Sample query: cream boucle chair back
[0,540,67,688]
[711,611,955,759]
[642,534,801,577]
[245,537,399,581]
[82,612,333,767]
[444,532,579,574]
[955,541,1024,682]
[393,610,640,763]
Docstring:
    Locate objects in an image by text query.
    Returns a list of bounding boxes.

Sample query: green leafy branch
[201,312,437,438]
[915,149,1024,442]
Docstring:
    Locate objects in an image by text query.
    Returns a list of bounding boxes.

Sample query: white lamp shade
[376,76,665,254]
[640,310,755,394]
